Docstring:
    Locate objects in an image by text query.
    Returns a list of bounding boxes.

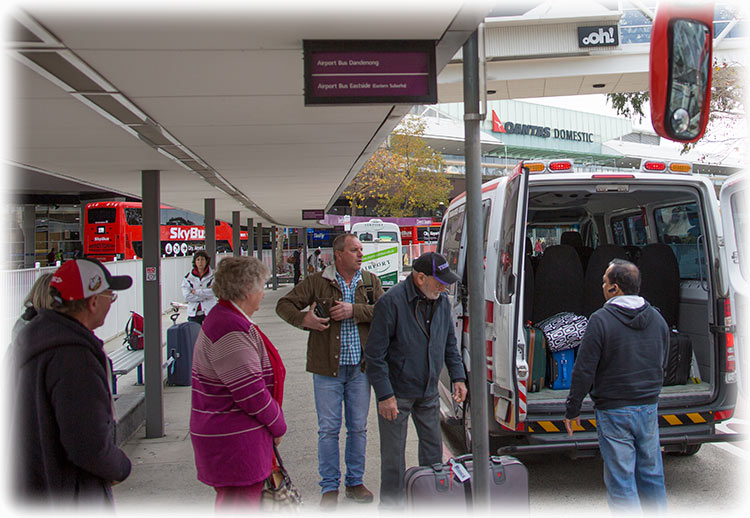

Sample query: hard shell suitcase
[166,315,202,386]
[548,348,575,390]
[404,455,529,510]
[524,325,547,392]
[663,330,692,386]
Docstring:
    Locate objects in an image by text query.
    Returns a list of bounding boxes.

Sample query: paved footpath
[111,285,421,514]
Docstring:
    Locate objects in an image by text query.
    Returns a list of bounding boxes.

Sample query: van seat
[583,244,629,317]
[638,243,680,328]
[532,244,584,324]
[561,230,593,272]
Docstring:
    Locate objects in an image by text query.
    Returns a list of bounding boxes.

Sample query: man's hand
[452,381,467,403]
[564,416,581,437]
[378,396,399,421]
[301,302,330,331]
[329,300,353,321]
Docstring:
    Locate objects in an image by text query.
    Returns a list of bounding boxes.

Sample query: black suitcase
[663,330,692,385]
[166,315,201,386]
[404,454,529,510]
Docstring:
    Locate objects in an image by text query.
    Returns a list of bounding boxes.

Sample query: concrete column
[232,211,241,257]
[271,226,278,290]
[141,170,164,439]
[256,223,263,261]
[22,204,36,268]
[301,228,309,279]
[204,199,216,264]
[247,218,254,257]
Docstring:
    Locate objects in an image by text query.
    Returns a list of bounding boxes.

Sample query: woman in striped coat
[190,256,286,509]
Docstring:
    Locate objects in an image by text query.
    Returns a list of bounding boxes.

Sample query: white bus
[351,219,402,289]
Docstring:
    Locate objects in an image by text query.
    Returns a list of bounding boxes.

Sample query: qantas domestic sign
[492,110,595,143]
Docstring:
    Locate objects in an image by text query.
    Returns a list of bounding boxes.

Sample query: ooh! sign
[578,25,619,48]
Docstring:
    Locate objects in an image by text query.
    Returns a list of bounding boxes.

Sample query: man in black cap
[12,258,133,507]
[365,252,467,508]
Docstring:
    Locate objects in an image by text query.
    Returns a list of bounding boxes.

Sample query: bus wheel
[667,444,702,456]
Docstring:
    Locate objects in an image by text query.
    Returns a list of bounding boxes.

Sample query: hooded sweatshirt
[565,296,669,419]
[12,308,131,506]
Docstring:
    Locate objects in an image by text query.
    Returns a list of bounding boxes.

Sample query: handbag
[260,445,303,511]
[536,311,588,352]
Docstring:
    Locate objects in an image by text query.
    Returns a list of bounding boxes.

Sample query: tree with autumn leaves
[344,116,452,217]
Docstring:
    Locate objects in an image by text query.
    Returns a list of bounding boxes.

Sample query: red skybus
[400,222,442,246]
[84,201,247,261]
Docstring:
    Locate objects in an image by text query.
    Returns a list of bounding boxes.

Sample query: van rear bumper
[496,429,745,456]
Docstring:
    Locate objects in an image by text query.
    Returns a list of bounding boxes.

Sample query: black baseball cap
[412,252,460,286]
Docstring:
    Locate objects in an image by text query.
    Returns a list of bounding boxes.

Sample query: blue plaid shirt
[335,269,362,366]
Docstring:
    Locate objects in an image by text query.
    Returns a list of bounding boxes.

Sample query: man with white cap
[365,251,467,508]
[12,258,133,507]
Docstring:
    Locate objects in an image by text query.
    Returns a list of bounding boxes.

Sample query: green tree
[607,59,745,158]
[344,116,451,217]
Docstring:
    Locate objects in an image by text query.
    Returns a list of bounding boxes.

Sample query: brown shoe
[320,490,339,510]
[345,484,374,503]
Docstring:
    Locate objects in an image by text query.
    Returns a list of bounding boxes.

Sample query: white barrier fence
[2,255,195,345]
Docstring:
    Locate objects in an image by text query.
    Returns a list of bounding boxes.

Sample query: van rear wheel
[667,444,702,456]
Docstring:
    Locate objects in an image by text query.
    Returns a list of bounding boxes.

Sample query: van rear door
[719,173,748,393]
[491,163,530,429]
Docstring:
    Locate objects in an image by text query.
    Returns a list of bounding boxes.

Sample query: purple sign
[304,40,437,105]
[302,209,325,220]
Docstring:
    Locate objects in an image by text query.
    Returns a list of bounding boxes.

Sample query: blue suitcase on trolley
[548,348,575,390]
[166,315,201,386]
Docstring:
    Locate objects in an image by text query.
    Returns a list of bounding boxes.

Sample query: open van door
[719,173,748,394]
[491,163,530,429]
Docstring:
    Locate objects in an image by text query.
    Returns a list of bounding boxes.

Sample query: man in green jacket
[276,233,384,510]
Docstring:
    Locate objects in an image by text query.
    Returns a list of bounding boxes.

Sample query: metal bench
[109,345,144,395]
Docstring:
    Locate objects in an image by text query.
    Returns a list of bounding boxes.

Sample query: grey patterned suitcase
[404,454,529,510]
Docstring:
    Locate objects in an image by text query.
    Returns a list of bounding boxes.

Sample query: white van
[351,219,403,289]
[437,159,746,455]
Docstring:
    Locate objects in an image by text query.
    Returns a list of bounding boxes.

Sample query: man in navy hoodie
[564,259,669,512]
[12,258,133,507]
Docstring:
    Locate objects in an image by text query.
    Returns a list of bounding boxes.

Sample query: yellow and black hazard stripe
[526,411,715,434]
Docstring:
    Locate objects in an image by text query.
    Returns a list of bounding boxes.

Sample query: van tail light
[548,160,572,171]
[486,301,494,381]
[723,299,736,378]
[714,409,734,421]
[643,160,667,171]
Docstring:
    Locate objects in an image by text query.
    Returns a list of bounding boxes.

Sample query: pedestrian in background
[10,272,54,343]
[12,258,133,506]
[564,259,669,512]
[276,233,383,510]
[365,252,467,509]
[181,250,217,325]
[190,256,286,510]
[292,244,304,285]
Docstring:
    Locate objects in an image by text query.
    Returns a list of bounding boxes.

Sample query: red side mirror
[650,2,714,143]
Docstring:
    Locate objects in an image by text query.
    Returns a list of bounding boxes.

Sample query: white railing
[1,256,195,345]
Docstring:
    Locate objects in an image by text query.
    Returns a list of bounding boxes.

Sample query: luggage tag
[448,458,471,483]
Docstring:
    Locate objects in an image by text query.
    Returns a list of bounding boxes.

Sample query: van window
[730,191,748,281]
[378,231,399,242]
[611,213,647,246]
[442,205,465,274]
[358,232,374,242]
[497,175,521,303]
[654,202,707,280]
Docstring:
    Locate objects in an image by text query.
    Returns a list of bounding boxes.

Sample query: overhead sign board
[303,40,437,105]
[578,25,619,48]
[302,209,325,220]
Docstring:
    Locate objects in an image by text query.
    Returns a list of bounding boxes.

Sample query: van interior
[522,182,716,411]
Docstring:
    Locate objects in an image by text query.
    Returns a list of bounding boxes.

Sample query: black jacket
[365,275,465,400]
[565,296,669,418]
[12,309,131,505]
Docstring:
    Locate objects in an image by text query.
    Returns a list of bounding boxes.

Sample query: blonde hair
[24,273,54,310]
[212,256,270,301]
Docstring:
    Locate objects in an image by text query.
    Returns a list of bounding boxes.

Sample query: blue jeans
[313,365,371,493]
[596,404,667,512]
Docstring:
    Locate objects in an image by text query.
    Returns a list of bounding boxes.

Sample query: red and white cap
[50,258,132,301]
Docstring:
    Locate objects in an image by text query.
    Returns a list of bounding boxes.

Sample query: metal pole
[232,211,241,257]
[463,29,490,510]
[247,218,254,257]
[256,223,263,261]
[302,228,309,279]
[204,199,216,264]
[271,225,278,290]
[141,170,164,439]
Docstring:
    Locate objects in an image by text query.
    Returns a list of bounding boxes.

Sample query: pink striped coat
[190,302,286,487]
